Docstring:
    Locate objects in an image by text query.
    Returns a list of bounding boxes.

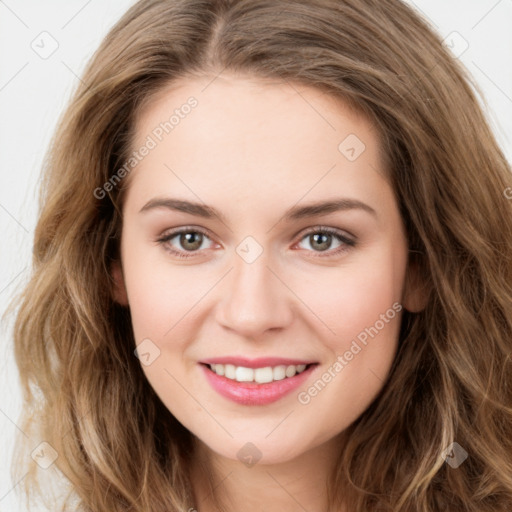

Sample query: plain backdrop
[1,1,511,510]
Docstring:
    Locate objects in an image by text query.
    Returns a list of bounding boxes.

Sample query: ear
[402,255,429,313]
[111,260,129,306]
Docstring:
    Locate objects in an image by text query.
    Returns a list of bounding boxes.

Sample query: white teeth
[285,365,296,378]
[254,367,273,384]
[224,364,236,379]
[235,366,254,382]
[208,363,310,383]
[273,365,286,381]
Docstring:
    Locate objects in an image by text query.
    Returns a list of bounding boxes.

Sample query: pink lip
[200,356,316,368]
[199,362,318,406]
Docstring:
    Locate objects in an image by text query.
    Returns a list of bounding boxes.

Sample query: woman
[7,0,512,510]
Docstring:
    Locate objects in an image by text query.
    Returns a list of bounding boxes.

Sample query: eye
[156,225,356,260]
[157,227,216,259]
[294,226,356,257]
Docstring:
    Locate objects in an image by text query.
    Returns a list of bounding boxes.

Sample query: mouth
[199,361,319,406]
[201,361,317,383]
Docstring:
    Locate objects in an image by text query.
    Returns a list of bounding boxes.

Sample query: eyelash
[156,225,356,260]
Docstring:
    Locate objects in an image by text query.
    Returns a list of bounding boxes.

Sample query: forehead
[122,74,391,218]
[133,73,380,153]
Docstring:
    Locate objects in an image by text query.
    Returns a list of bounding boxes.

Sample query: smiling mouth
[201,362,318,384]
[199,362,319,406]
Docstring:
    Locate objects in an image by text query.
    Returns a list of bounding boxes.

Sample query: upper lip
[200,356,317,368]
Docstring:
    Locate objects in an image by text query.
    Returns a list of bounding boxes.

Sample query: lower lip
[200,364,317,406]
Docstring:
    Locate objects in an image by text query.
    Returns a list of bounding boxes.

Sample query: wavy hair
[5,0,512,510]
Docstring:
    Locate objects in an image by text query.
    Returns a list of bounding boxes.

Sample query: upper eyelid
[298,225,355,240]
[159,225,215,243]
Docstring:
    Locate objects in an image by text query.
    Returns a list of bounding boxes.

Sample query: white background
[1,1,511,510]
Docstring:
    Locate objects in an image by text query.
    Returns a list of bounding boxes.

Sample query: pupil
[311,233,331,251]
[181,232,202,250]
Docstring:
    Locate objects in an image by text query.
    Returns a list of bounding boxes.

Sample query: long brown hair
[5,0,512,510]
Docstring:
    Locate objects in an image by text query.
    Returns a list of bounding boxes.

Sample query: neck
[189,433,347,512]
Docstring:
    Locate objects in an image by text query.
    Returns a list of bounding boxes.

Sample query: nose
[215,251,294,339]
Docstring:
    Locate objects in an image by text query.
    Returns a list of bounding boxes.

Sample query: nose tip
[215,257,294,339]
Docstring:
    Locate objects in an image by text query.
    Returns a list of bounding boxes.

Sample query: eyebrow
[139,197,377,222]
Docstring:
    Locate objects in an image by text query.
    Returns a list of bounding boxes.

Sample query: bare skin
[112,72,425,512]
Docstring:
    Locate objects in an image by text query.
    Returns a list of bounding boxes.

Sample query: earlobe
[111,260,129,306]
[402,257,429,313]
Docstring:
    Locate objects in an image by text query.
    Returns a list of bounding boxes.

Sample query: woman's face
[113,74,421,465]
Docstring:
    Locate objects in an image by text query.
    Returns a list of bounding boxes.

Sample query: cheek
[121,237,207,342]
[298,248,406,348]
[292,248,406,429]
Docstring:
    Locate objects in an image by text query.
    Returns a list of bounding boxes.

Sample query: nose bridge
[215,245,293,337]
